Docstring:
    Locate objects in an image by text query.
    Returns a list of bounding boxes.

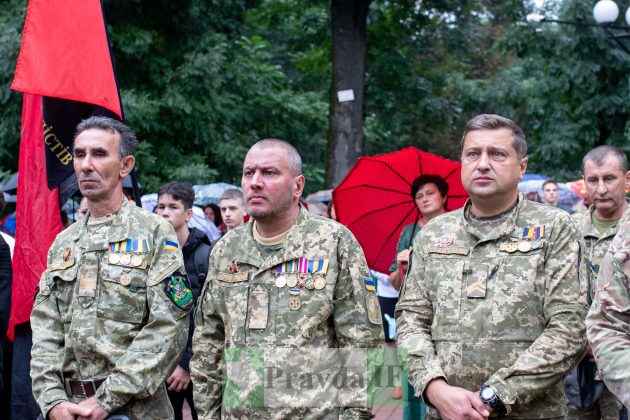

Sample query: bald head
[249,139,302,177]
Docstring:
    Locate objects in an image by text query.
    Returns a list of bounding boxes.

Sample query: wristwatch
[479,385,507,415]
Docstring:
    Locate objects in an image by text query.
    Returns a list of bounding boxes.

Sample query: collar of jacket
[580,198,630,241]
[460,192,526,242]
[71,197,132,247]
[234,203,310,272]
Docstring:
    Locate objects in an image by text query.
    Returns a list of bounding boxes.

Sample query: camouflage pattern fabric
[396,194,588,418]
[30,199,190,419]
[573,201,630,304]
[586,219,630,408]
[565,204,628,416]
[190,206,384,419]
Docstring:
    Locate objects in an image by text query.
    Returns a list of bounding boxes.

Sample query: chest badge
[437,234,454,247]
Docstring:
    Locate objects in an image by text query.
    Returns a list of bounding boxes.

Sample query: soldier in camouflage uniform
[30,117,191,420]
[586,220,630,409]
[567,146,628,419]
[396,114,587,419]
[191,139,384,418]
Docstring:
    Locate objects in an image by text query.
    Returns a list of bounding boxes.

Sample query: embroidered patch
[163,240,180,252]
[426,246,469,255]
[163,273,193,310]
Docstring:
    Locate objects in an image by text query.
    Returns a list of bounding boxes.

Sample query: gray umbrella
[193,183,241,206]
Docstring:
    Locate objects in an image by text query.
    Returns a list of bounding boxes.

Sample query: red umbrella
[333,147,468,274]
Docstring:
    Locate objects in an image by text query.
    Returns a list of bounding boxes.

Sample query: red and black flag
[8,0,123,335]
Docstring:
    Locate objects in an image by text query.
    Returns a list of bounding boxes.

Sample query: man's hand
[425,379,490,420]
[166,365,191,392]
[76,396,108,420]
[48,401,92,420]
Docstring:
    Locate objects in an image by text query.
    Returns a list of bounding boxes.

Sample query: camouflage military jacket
[191,206,384,419]
[396,195,587,419]
[573,201,630,303]
[586,220,630,408]
[30,199,190,419]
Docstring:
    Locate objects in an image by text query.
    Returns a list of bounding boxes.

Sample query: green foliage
[1,0,628,193]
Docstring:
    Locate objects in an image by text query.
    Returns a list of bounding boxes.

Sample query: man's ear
[120,155,135,178]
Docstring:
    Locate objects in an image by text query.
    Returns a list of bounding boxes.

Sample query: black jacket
[0,235,11,390]
[179,227,212,372]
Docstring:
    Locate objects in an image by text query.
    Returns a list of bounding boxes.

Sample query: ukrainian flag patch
[163,240,179,252]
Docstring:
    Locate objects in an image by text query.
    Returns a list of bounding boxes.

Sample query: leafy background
[0,0,628,194]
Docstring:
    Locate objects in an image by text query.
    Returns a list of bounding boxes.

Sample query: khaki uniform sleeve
[586,225,630,407]
[485,214,588,411]
[395,230,446,403]
[332,229,384,418]
[190,247,225,420]
[333,229,384,348]
[30,246,70,418]
[95,221,190,412]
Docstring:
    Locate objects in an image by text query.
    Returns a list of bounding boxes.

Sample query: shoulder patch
[163,272,193,310]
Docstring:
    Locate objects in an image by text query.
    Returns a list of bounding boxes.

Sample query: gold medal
[108,253,121,264]
[120,273,132,286]
[288,297,302,311]
[130,255,143,267]
[286,276,298,288]
[517,241,532,253]
[120,254,132,266]
[314,277,326,290]
[275,276,287,288]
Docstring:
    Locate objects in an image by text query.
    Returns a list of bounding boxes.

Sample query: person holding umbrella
[386,174,449,416]
[389,174,449,291]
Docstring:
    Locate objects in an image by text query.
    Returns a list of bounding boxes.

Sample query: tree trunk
[325,0,371,188]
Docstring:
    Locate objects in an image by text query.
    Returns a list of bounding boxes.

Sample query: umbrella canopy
[334,147,468,274]
[193,183,241,206]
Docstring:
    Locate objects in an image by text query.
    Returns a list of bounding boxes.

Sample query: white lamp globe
[625,6,630,26]
[593,0,620,24]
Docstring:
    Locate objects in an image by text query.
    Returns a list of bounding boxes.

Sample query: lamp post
[528,0,630,54]
[593,0,630,53]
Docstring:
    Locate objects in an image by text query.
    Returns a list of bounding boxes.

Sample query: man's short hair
[582,145,628,173]
[542,178,558,190]
[158,182,195,210]
[75,116,138,158]
[461,114,527,159]
[220,189,244,205]
[249,139,303,176]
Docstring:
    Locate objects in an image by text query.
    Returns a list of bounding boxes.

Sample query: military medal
[120,273,132,286]
[517,241,532,253]
[120,254,132,266]
[108,253,121,264]
[504,242,518,253]
[437,234,454,247]
[297,277,305,288]
[289,288,301,296]
[314,277,326,290]
[286,276,298,288]
[275,275,287,288]
[130,254,143,267]
[288,296,302,311]
[304,277,315,290]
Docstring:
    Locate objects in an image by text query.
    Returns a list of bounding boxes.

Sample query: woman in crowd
[388,174,449,418]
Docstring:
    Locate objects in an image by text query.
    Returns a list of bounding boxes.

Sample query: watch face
[481,386,495,400]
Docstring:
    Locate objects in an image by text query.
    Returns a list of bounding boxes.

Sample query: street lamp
[528,0,630,54]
